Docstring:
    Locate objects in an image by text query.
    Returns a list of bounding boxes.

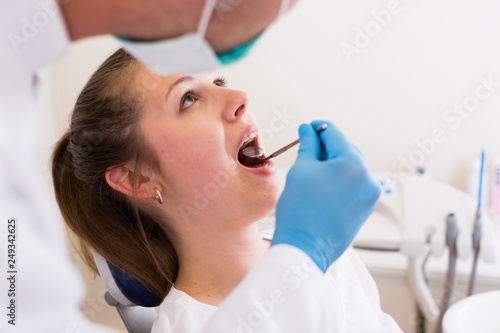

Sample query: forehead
[135,64,216,89]
[134,64,176,93]
[134,65,213,100]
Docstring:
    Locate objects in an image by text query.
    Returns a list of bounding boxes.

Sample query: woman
[52,48,402,332]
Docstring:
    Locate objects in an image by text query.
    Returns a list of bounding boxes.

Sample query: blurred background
[35,0,500,331]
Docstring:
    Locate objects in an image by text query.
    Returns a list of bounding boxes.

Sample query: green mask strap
[216,34,262,64]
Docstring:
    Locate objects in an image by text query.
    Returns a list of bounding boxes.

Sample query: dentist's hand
[271,121,381,273]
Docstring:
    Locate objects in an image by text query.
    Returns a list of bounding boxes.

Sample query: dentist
[0,0,381,332]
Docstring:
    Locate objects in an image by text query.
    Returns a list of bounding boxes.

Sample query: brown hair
[52,48,177,299]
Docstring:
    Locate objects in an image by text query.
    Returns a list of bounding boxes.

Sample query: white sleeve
[0,0,69,72]
[202,244,343,332]
[0,2,119,333]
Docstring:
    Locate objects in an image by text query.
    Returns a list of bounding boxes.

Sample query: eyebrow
[166,75,194,100]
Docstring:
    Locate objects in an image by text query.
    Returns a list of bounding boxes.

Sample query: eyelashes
[179,76,228,111]
[180,89,197,110]
[214,75,227,88]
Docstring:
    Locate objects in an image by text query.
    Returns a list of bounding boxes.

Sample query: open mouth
[237,131,270,168]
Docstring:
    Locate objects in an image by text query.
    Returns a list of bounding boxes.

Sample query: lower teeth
[253,163,269,168]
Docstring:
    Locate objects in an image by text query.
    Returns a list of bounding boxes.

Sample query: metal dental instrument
[242,123,328,161]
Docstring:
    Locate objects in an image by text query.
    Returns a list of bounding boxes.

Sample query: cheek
[154,129,231,196]
[171,134,226,170]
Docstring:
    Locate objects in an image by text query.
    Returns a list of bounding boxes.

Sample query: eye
[180,90,198,110]
[214,76,227,87]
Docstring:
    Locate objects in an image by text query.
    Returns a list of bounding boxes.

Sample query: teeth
[242,131,258,146]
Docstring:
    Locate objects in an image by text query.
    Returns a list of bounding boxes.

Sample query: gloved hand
[271,120,381,272]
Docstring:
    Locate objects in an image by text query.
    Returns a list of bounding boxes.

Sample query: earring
[154,187,163,204]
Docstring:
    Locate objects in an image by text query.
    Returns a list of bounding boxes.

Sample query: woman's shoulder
[151,287,218,333]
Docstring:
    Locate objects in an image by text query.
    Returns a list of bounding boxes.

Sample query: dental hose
[416,248,433,333]
[467,208,482,296]
[435,213,458,333]
[468,148,485,296]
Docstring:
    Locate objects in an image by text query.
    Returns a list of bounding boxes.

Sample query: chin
[220,178,281,225]
[251,188,280,221]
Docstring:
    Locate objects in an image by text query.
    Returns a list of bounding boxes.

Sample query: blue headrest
[92,249,163,307]
[108,261,163,307]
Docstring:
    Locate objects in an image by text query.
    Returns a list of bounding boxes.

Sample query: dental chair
[92,249,162,333]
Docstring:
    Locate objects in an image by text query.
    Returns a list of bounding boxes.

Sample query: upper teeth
[242,131,258,146]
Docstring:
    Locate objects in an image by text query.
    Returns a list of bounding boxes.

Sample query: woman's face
[136,66,281,228]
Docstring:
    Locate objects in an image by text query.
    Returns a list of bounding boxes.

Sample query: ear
[105,165,161,200]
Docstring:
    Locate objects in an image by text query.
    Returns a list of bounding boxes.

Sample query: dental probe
[242,123,328,161]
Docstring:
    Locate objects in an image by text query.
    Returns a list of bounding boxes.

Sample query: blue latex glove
[271,120,381,272]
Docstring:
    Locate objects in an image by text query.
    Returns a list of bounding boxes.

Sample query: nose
[222,89,249,122]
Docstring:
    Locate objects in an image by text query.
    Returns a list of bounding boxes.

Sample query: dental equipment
[355,167,498,333]
[416,243,433,333]
[467,148,485,296]
[435,213,459,333]
[242,123,328,160]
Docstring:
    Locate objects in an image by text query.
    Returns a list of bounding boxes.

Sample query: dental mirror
[242,123,328,161]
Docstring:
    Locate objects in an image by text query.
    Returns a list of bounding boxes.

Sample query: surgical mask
[117,0,290,75]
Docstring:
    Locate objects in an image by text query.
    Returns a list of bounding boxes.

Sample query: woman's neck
[173,222,269,306]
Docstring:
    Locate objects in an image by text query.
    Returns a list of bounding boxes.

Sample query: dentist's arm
[203,121,381,331]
